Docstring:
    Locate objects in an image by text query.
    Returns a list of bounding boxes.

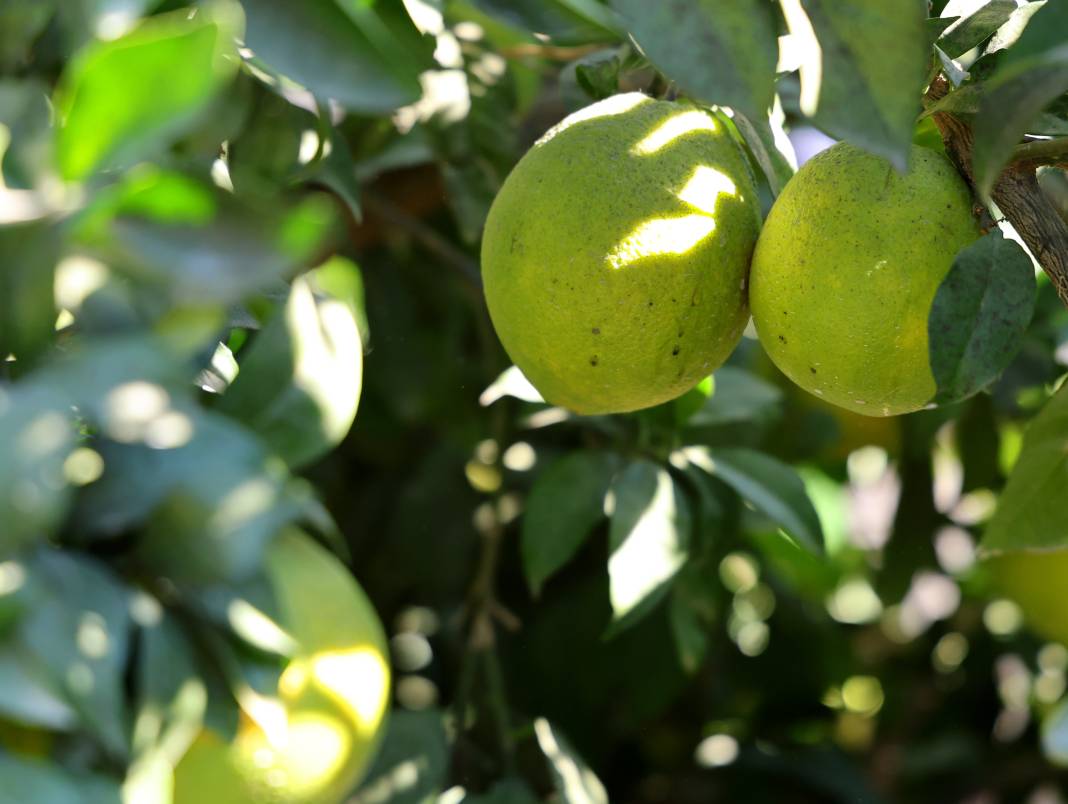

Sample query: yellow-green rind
[173,531,390,804]
[749,142,981,417]
[481,92,761,415]
[986,550,1068,647]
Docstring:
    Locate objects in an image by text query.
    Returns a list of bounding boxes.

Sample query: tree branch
[926,76,1068,308]
[1012,136,1068,167]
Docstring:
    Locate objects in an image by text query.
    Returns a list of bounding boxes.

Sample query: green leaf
[0,651,78,731]
[351,710,449,804]
[0,384,76,556]
[0,221,58,370]
[686,365,782,428]
[55,5,242,181]
[17,549,132,757]
[239,0,422,114]
[534,718,609,804]
[0,79,54,189]
[522,450,620,594]
[469,0,620,45]
[612,0,778,120]
[928,230,1036,404]
[972,0,1068,197]
[686,446,824,554]
[0,753,121,804]
[0,1,55,72]
[981,383,1068,553]
[789,0,929,171]
[668,572,713,674]
[606,460,690,632]
[1042,697,1068,767]
[731,109,797,197]
[460,780,542,804]
[217,259,364,468]
[938,0,1017,59]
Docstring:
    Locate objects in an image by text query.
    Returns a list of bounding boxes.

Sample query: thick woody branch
[926,76,1068,308]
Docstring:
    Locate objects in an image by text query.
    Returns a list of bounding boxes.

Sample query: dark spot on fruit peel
[778,334,787,344]
[672,345,680,356]
[810,366,817,374]
[592,327,600,335]
[590,356,599,366]
[648,300,654,307]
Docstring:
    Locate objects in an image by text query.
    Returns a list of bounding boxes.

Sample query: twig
[927,76,1068,308]
[499,43,604,61]
[1011,136,1068,167]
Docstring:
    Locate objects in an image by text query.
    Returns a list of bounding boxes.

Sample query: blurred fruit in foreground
[173,530,391,804]
[481,92,761,414]
[750,142,981,417]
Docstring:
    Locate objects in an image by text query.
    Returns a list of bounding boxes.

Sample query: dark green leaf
[0,221,58,370]
[522,450,619,594]
[981,383,1068,552]
[217,259,363,468]
[0,79,54,189]
[0,1,55,72]
[17,549,131,757]
[687,365,782,428]
[351,710,449,804]
[0,384,76,556]
[534,717,610,804]
[795,0,929,171]
[939,0,1017,59]
[687,446,824,554]
[55,6,241,180]
[928,230,1037,404]
[239,0,422,114]
[731,109,797,197]
[0,753,121,804]
[606,460,690,632]
[469,0,620,44]
[612,0,778,120]
[0,651,77,731]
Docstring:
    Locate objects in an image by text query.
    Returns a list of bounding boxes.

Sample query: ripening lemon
[481,92,761,414]
[749,143,982,417]
[986,550,1068,646]
[173,530,390,804]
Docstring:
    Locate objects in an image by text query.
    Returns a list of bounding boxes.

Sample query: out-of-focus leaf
[0,384,76,556]
[606,460,690,632]
[480,365,546,406]
[674,374,714,426]
[55,5,242,180]
[0,651,78,731]
[0,753,121,804]
[668,564,716,674]
[534,718,609,804]
[1042,697,1068,766]
[17,549,131,757]
[787,0,928,171]
[0,221,58,370]
[982,383,1068,552]
[459,779,541,804]
[938,0,1017,58]
[686,365,782,428]
[731,108,798,197]
[469,0,619,44]
[972,0,1068,197]
[0,79,54,189]
[0,1,55,72]
[217,258,362,468]
[985,0,1047,54]
[351,710,449,804]
[686,446,824,554]
[79,169,339,304]
[239,0,422,114]
[522,450,620,594]
[928,230,1036,404]
[613,0,777,121]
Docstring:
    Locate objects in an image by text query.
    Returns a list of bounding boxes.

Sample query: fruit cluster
[481,93,982,417]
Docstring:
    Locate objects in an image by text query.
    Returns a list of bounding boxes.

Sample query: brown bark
[926,76,1068,308]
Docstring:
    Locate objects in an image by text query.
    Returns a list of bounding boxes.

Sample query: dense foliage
[2,0,1068,802]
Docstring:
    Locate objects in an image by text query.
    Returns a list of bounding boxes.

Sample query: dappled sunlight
[606,164,738,271]
[779,0,823,116]
[226,598,297,657]
[539,92,648,144]
[207,477,276,533]
[631,109,720,156]
[309,649,391,731]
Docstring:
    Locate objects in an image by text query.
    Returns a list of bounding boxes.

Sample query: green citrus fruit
[173,529,390,804]
[749,143,981,417]
[986,549,1068,646]
[481,92,762,414]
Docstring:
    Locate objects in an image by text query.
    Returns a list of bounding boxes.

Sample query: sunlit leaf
[612,0,778,121]
[981,383,1068,553]
[928,230,1036,404]
[788,0,928,171]
[972,0,1068,197]
[217,258,363,468]
[522,450,620,594]
[534,718,609,804]
[686,446,823,554]
[468,0,620,44]
[606,460,690,632]
[938,0,1017,58]
[55,5,242,180]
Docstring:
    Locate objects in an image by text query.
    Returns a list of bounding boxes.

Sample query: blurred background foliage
[2,0,1068,802]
